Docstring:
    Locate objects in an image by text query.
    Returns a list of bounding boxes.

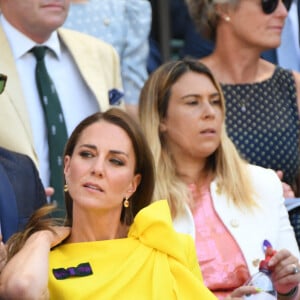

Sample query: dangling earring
[123,197,129,208]
[224,15,231,22]
[64,184,69,192]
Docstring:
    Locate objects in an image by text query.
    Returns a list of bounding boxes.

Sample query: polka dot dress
[222,67,300,188]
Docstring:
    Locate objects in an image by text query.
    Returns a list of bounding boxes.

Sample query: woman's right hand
[224,286,259,300]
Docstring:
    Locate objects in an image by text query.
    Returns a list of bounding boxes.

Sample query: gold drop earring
[123,197,129,208]
[64,184,69,192]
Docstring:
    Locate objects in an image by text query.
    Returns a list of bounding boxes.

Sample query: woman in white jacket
[138,58,300,299]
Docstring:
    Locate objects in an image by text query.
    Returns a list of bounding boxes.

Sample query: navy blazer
[0,147,46,242]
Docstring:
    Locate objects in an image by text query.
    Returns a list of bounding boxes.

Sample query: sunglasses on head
[261,0,292,14]
[0,74,7,95]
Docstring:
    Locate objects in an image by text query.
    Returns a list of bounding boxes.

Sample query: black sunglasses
[0,74,7,95]
[261,0,292,14]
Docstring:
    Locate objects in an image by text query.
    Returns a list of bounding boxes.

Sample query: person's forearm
[0,231,52,300]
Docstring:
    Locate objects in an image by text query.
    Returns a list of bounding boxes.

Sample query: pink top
[190,183,250,299]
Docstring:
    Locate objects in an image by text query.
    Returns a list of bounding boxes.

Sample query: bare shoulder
[292,70,300,84]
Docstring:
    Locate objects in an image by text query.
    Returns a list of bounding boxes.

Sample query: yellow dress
[48,200,216,299]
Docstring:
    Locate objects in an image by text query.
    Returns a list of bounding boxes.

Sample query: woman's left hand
[268,249,300,294]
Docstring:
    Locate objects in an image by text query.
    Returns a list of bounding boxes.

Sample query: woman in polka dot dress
[186,0,300,245]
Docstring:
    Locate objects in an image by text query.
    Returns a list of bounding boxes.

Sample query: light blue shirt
[64,0,151,105]
[277,0,300,71]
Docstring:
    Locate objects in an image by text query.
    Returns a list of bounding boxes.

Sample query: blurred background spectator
[262,0,300,70]
[149,0,299,72]
[64,0,151,117]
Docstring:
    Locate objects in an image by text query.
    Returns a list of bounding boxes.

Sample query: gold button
[103,18,110,26]
[230,219,239,228]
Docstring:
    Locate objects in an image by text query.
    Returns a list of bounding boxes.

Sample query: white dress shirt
[1,15,99,188]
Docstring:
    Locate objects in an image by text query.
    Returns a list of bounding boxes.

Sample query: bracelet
[278,286,298,299]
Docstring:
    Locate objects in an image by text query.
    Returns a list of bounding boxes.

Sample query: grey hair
[185,0,238,41]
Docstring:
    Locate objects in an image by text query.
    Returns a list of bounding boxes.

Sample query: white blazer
[173,164,300,276]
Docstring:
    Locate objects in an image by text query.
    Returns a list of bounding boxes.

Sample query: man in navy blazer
[0,146,46,242]
[0,77,46,243]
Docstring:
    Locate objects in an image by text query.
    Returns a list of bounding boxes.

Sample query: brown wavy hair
[6,108,155,259]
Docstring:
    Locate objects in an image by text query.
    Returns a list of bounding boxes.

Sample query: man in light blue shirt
[64,0,151,117]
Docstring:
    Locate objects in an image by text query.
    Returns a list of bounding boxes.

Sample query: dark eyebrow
[110,150,128,157]
[79,144,128,157]
[210,93,220,98]
[181,92,220,100]
[181,94,201,100]
[79,144,97,150]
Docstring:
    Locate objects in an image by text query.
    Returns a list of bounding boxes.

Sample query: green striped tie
[32,46,67,218]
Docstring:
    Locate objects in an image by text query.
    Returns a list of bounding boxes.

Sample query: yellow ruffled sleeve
[129,200,216,299]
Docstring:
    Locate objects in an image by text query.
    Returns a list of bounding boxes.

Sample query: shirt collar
[1,14,62,60]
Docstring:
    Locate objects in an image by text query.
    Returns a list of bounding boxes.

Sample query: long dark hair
[6,108,155,259]
[64,108,155,226]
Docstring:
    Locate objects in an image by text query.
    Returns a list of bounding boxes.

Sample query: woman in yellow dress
[0,108,216,300]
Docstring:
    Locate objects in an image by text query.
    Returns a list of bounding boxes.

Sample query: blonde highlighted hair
[139,59,256,217]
